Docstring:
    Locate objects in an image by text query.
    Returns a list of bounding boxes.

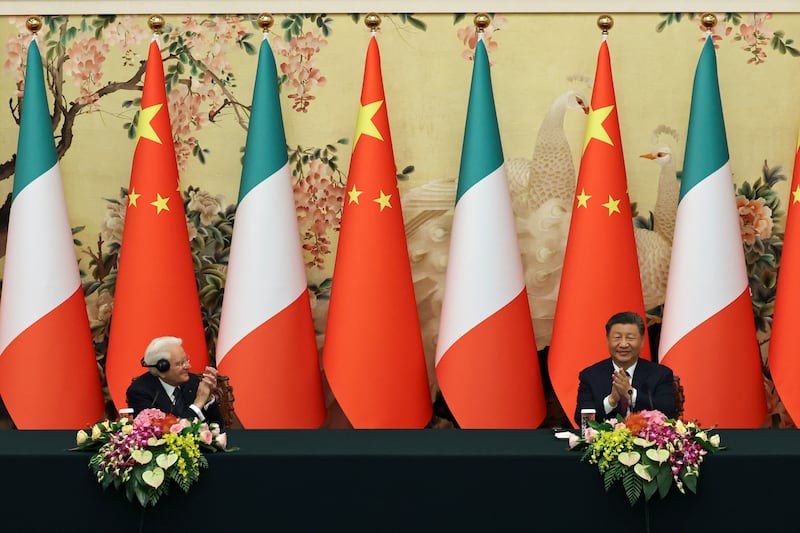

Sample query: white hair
[142,336,183,373]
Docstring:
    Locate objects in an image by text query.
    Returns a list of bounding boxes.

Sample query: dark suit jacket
[126,372,224,428]
[574,358,675,426]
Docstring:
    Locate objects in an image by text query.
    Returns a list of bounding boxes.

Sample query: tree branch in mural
[656,13,799,64]
[0,14,362,373]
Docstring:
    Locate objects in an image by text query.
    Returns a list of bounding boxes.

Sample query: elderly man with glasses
[126,335,224,427]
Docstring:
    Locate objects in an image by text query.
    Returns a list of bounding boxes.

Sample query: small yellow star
[348,184,363,204]
[374,190,392,211]
[136,104,163,145]
[602,195,621,216]
[128,187,141,207]
[583,104,614,153]
[150,193,170,214]
[576,188,591,208]
[354,100,384,147]
[792,184,800,204]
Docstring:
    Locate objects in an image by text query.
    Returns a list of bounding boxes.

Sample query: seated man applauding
[574,311,675,426]
[126,336,224,427]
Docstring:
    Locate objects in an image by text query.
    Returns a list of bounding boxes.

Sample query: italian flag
[434,37,546,428]
[0,39,105,428]
[216,35,326,428]
[658,35,766,427]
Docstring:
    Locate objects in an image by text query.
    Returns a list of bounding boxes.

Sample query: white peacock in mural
[634,125,681,313]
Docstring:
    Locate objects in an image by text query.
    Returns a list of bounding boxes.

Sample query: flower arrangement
[568,410,722,506]
[74,409,230,507]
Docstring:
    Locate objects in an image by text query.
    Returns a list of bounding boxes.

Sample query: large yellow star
[602,195,621,216]
[576,188,591,208]
[348,184,363,204]
[150,193,170,214]
[793,184,800,204]
[136,104,163,145]
[128,187,141,207]
[582,105,614,152]
[374,190,392,211]
[354,100,384,147]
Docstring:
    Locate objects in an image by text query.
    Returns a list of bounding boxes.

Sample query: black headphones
[141,357,170,373]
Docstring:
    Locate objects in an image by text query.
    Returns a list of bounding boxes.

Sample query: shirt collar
[159,379,178,398]
[613,360,638,377]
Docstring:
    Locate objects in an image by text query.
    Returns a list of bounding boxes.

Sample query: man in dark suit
[126,336,224,427]
[574,311,675,426]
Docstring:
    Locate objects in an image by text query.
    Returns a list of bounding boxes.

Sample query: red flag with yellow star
[322,34,431,428]
[768,132,800,424]
[105,39,209,410]
[548,38,650,426]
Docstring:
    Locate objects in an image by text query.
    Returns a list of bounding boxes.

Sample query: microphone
[150,387,161,408]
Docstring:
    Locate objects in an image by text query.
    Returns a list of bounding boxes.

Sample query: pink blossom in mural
[456,15,506,62]
[274,31,328,112]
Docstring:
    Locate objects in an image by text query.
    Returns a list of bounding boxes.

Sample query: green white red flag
[434,36,546,428]
[216,34,326,428]
[658,35,766,428]
[0,38,105,429]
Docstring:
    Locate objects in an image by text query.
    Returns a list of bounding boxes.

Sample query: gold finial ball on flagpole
[365,13,381,31]
[474,13,491,32]
[700,13,718,31]
[25,16,42,34]
[597,15,614,34]
[148,14,165,34]
[257,13,273,33]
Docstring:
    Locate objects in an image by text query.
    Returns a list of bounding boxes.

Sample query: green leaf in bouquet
[656,463,673,499]
[681,470,698,494]
[642,476,659,501]
[622,468,643,506]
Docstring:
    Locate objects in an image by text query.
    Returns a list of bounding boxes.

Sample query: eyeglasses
[173,359,191,369]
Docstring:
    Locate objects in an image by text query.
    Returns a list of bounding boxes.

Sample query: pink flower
[639,409,667,427]
[737,195,773,245]
[135,408,166,428]
[214,433,227,449]
[584,427,598,443]
[567,433,580,449]
[170,419,191,433]
[199,429,213,445]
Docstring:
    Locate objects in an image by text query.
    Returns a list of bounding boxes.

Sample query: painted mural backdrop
[0,12,797,427]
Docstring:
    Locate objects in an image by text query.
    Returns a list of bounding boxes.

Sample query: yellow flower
[91,425,102,440]
[76,430,89,445]
[675,420,687,434]
[122,424,133,434]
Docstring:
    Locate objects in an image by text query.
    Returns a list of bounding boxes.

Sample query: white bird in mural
[634,125,682,311]
[505,89,589,212]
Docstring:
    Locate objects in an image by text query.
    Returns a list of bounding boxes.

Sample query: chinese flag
[105,38,209,410]
[548,39,650,426]
[769,132,800,425]
[322,34,432,428]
